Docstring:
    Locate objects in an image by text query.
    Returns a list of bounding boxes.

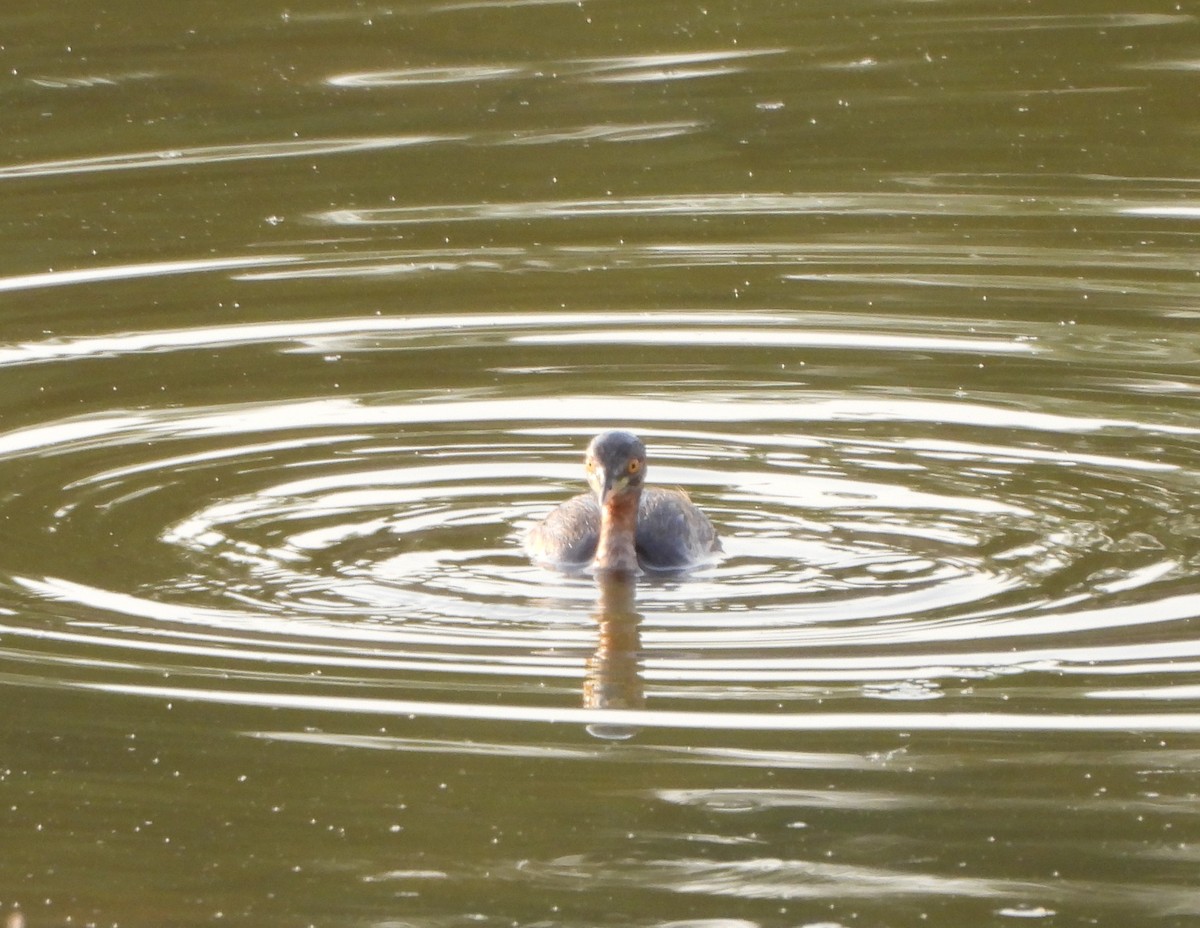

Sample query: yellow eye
[628,459,641,473]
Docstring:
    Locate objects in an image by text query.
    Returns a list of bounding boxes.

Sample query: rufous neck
[593,493,640,573]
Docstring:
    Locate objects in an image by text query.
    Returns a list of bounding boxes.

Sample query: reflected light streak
[327,65,524,86]
[247,731,890,770]
[0,135,454,180]
[1121,205,1200,219]
[0,396,1191,461]
[514,327,1038,355]
[0,256,300,293]
[312,190,1182,225]
[0,312,770,366]
[79,682,1200,732]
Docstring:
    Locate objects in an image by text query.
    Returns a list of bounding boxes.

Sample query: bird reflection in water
[582,571,645,741]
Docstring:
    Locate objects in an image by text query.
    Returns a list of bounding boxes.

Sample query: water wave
[0,311,1195,733]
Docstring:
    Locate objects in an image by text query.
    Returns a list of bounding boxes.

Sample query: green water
[3,2,1200,926]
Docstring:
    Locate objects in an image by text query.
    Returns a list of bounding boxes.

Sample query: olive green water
[4,2,1200,926]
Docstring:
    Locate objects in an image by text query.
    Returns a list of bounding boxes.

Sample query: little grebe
[525,430,720,573]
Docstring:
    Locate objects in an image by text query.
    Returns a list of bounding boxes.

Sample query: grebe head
[585,430,647,506]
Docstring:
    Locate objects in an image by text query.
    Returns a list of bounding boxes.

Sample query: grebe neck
[593,492,640,573]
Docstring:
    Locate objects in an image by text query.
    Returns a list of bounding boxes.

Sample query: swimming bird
[525,430,720,573]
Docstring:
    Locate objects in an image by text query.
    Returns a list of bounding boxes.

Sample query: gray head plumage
[585,430,647,502]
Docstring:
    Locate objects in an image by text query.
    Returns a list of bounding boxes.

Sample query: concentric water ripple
[8,4,1200,926]
[1,311,1198,732]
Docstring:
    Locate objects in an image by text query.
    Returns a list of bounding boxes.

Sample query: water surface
[2,1,1200,926]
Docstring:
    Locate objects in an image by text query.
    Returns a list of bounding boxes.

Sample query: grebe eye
[628,459,641,473]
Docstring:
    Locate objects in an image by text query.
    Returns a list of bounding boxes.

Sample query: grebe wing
[636,487,721,570]
[525,492,600,566]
